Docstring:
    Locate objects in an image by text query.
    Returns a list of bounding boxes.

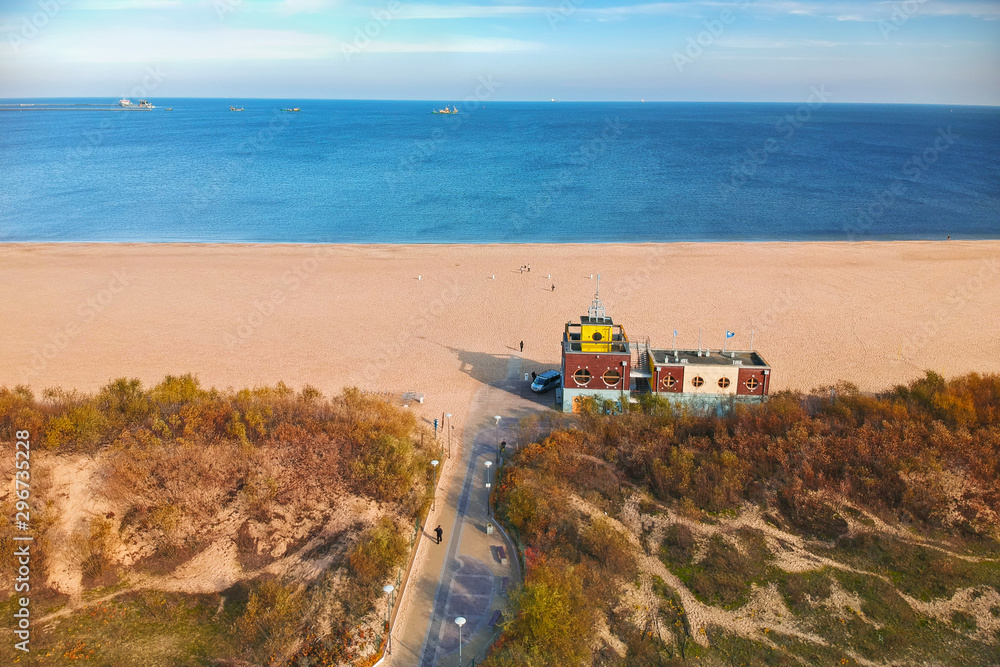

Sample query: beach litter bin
[486,523,494,535]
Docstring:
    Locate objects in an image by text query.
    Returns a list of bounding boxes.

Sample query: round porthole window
[745,377,760,391]
[691,376,705,388]
[661,375,677,389]
[591,331,603,341]
[602,369,621,386]
[718,377,731,389]
[573,369,592,385]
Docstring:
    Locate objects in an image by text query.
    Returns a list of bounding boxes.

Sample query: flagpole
[672,329,677,356]
[723,330,727,353]
[750,329,754,352]
[698,328,702,355]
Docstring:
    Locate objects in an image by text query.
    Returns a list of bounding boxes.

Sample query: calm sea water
[0,99,997,242]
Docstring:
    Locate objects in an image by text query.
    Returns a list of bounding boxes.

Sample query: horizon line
[1,97,998,108]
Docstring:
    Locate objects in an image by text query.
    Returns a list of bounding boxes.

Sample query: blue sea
[1,99,997,243]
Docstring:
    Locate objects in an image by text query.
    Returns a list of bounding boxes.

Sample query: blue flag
[673,329,678,336]
[726,331,735,338]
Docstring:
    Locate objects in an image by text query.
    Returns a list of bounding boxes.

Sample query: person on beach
[519,341,524,352]
[551,284,555,291]
[435,525,443,544]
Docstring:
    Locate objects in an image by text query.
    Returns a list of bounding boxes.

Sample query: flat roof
[649,348,769,368]
[578,315,615,325]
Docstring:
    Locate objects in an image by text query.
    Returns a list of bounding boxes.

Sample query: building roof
[649,348,769,368]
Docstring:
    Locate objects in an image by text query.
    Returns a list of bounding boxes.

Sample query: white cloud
[17,26,540,61]
[364,36,541,52]
[26,27,338,61]
[75,0,185,9]
[393,1,1000,22]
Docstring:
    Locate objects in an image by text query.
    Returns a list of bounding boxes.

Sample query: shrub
[348,517,407,590]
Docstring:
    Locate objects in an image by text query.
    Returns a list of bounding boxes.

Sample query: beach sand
[2,241,999,426]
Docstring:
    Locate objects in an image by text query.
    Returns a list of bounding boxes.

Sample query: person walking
[434,525,443,545]
[519,341,524,352]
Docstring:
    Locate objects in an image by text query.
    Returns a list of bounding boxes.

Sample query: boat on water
[281,108,300,112]
[432,106,458,114]
[230,106,245,111]
[119,98,155,109]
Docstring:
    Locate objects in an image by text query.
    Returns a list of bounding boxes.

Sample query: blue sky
[1,0,998,103]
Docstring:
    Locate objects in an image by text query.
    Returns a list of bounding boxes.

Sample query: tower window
[573,369,592,385]
[602,369,622,386]
[718,377,731,389]
[745,377,760,391]
[591,331,603,341]
[691,376,705,388]
[661,374,677,389]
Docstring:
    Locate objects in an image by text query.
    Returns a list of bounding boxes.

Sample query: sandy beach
[2,241,999,424]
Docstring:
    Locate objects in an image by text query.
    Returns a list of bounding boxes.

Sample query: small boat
[281,107,300,112]
[138,99,155,109]
[119,98,132,107]
[432,106,458,114]
[230,106,244,111]
[165,107,173,111]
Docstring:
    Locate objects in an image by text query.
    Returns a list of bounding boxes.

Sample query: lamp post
[445,413,453,458]
[455,616,467,663]
[485,460,493,517]
[430,460,439,511]
[383,584,394,654]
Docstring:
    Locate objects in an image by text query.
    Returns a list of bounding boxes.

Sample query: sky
[1,0,998,103]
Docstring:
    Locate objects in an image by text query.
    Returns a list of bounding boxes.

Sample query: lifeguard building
[559,283,771,412]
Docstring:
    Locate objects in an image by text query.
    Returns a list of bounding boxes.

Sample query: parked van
[531,370,561,393]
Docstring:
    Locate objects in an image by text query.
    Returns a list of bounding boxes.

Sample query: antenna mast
[588,273,606,321]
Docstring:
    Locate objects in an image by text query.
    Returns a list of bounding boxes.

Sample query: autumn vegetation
[0,376,438,665]
[486,372,1000,666]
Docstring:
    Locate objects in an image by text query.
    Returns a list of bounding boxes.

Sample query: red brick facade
[736,368,769,396]
[563,352,631,390]
[653,365,685,393]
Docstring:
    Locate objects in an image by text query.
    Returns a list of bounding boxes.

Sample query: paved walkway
[385,355,551,667]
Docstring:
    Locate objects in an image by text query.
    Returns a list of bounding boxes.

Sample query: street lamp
[430,460,440,511]
[445,413,453,458]
[455,616,467,663]
[383,584,395,654]
[485,460,493,517]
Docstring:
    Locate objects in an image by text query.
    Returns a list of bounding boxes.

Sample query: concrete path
[385,355,552,666]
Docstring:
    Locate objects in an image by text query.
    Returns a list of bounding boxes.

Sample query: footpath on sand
[386,355,550,667]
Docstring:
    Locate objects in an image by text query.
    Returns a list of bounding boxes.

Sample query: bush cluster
[488,372,1000,666]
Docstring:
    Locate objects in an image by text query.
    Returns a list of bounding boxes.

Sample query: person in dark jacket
[434,525,443,544]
